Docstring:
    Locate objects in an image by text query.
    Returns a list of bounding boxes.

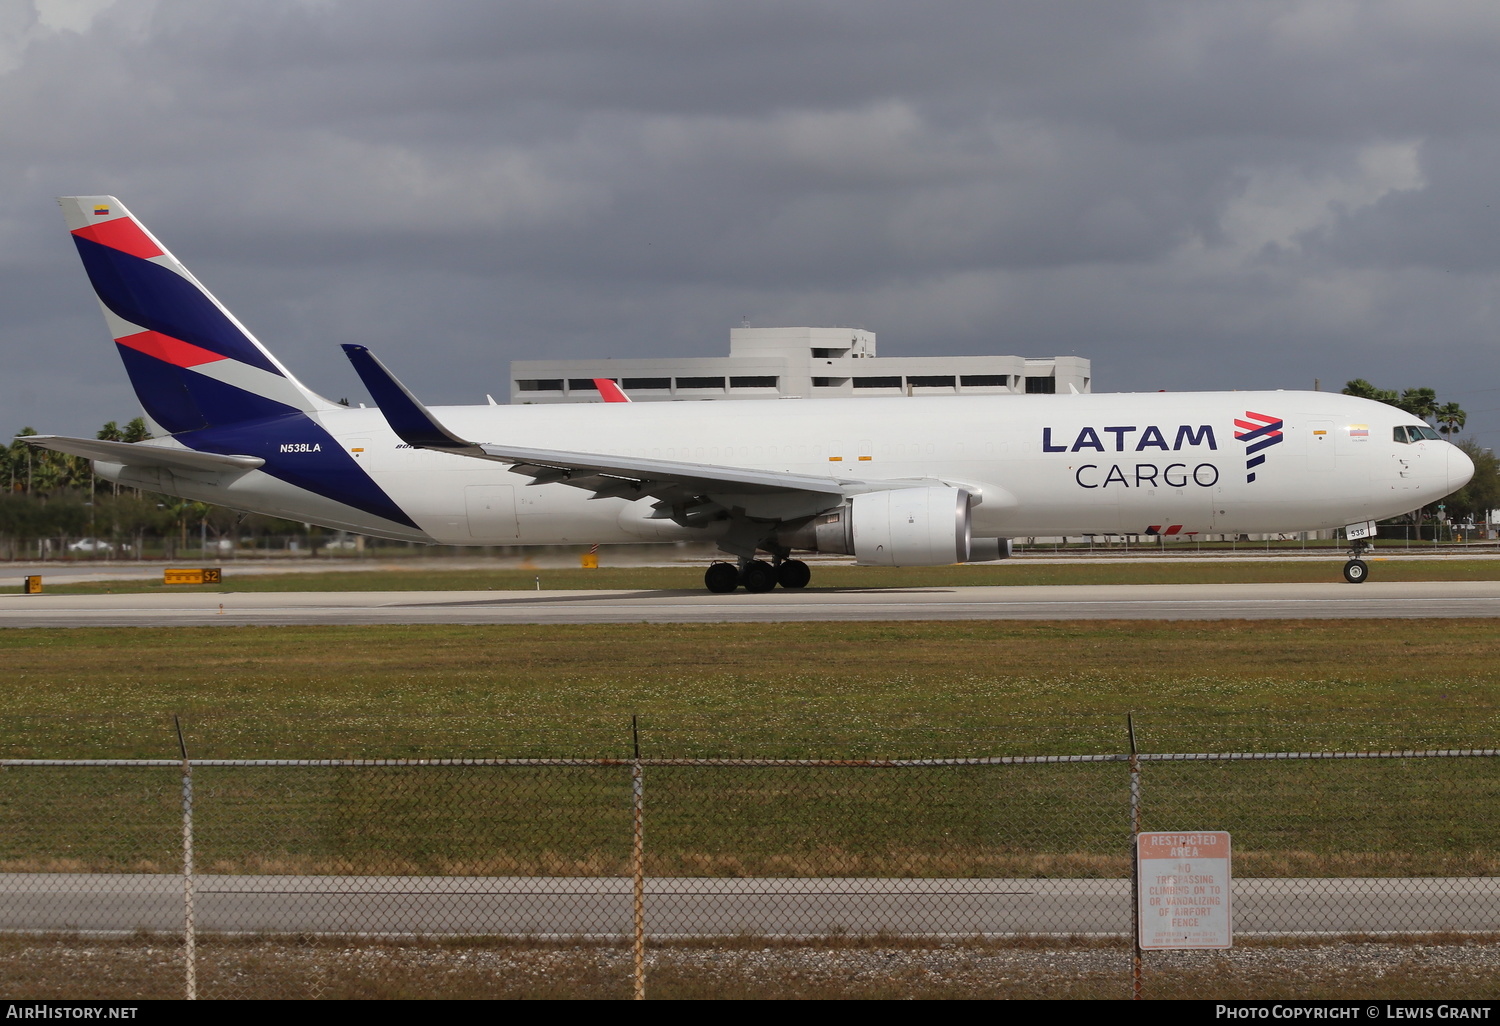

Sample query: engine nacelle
[852,487,973,565]
[778,486,974,566]
[968,537,1013,562]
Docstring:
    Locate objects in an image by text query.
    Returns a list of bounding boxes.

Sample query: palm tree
[1398,387,1438,424]
[1,433,17,493]
[1342,380,1400,405]
[1436,402,1467,436]
[11,428,39,493]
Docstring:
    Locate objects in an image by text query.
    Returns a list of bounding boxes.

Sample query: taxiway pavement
[3,580,1500,627]
[2,873,1492,937]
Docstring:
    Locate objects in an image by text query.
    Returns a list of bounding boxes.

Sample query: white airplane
[27,196,1475,592]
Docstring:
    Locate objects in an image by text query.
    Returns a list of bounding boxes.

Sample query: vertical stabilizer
[60,196,338,435]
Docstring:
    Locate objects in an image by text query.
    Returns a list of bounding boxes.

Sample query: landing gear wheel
[776,559,811,589]
[1343,559,1369,584]
[740,560,778,593]
[704,562,740,593]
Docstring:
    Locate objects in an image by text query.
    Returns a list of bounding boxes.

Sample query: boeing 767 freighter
[25,197,1475,591]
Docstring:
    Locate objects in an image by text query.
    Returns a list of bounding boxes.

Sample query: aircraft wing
[342,345,957,519]
[466,442,847,498]
[21,435,264,472]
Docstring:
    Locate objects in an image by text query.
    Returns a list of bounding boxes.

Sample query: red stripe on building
[71,217,164,260]
[115,330,226,368]
[1164,525,1182,535]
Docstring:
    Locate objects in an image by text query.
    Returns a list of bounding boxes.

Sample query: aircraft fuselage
[98,390,1468,548]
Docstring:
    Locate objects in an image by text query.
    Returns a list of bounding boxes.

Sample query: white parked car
[68,538,115,553]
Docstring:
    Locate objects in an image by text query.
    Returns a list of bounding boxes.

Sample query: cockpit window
[1417,426,1440,440]
[1394,427,1411,444]
[1394,425,1441,443]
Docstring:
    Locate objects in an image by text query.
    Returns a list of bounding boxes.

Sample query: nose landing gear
[1343,539,1371,584]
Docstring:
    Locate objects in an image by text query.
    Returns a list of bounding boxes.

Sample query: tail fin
[594,377,632,402]
[59,196,338,436]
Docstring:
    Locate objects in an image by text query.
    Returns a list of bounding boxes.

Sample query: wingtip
[341,345,476,452]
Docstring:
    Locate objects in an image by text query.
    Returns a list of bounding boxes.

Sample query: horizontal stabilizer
[22,435,264,472]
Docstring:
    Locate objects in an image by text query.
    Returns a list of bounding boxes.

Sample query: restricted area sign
[1137,831,1231,949]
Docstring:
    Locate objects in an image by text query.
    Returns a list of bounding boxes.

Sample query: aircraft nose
[1448,443,1475,492]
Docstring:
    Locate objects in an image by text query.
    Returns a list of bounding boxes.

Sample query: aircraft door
[1308,421,1334,472]
[465,484,521,541]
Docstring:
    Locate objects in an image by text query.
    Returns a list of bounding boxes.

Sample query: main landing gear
[704,557,812,593]
[1343,539,1371,584]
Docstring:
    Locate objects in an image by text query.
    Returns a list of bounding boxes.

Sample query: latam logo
[1234,411,1283,483]
[1042,425,1217,452]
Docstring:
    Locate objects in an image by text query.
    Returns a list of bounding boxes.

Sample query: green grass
[0,620,1497,876]
[17,556,1500,594]
[3,619,1497,756]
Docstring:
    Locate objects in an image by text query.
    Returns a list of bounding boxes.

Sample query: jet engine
[775,486,1009,566]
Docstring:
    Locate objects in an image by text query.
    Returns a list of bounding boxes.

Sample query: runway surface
[13,551,1499,586]
[3,580,1500,626]
[3,874,1493,937]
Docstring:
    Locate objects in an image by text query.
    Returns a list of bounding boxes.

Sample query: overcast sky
[6,0,1500,449]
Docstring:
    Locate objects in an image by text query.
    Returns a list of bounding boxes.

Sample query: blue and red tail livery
[59,196,334,435]
[56,196,418,531]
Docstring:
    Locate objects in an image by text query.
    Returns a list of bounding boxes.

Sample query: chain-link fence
[1,746,1497,1000]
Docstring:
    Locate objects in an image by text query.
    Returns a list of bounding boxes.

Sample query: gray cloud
[5,0,1500,447]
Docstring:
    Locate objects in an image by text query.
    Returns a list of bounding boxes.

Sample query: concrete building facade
[511,327,1091,403]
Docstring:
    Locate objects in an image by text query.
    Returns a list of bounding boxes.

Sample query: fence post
[631,715,645,1000]
[175,715,196,1001]
[1128,713,1142,1001]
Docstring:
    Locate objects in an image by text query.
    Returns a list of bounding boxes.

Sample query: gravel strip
[5,939,1500,999]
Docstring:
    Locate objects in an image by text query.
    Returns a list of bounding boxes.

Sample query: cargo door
[465,484,521,541]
